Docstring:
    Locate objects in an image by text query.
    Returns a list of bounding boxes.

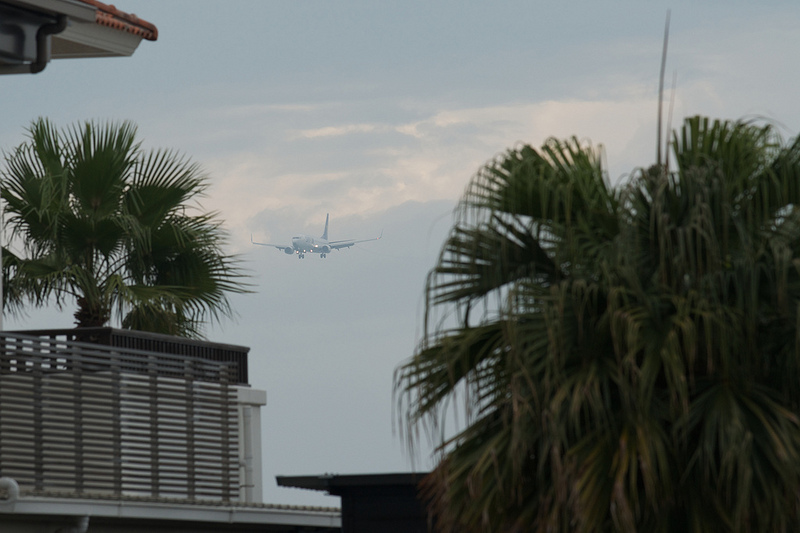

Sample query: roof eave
[52,20,143,58]
[2,0,95,22]
[0,495,342,530]
[277,472,429,495]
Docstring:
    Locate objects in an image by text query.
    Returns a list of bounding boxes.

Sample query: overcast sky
[3,0,800,506]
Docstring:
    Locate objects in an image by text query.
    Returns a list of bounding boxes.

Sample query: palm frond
[1,118,250,336]
[396,115,800,532]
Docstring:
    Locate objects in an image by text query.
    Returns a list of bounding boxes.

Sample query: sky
[3,0,800,507]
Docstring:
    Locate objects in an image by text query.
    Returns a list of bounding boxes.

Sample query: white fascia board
[2,0,95,21]
[54,20,142,57]
[237,386,267,406]
[0,497,342,529]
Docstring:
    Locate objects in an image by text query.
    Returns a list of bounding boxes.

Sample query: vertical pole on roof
[1,194,4,331]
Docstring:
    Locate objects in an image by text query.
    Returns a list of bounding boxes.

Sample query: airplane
[251,214,381,259]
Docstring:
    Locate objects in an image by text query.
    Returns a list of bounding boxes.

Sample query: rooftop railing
[0,331,242,501]
[12,327,250,384]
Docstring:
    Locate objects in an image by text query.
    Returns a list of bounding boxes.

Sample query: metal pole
[1,192,4,331]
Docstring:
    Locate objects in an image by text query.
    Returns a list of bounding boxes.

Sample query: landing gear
[298,253,305,259]
[320,253,326,258]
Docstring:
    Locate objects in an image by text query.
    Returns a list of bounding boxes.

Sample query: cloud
[162,70,782,255]
[210,103,322,119]
[292,123,378,139]
[196,92,674,251]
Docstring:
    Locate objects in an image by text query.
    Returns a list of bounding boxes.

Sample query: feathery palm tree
[395,116,800,532]
[1,118,247,338]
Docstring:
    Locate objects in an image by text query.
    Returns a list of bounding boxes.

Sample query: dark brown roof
[277,473,429,494]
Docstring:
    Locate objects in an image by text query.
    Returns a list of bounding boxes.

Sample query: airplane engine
[284,248,293,254]
[320,245,331,254]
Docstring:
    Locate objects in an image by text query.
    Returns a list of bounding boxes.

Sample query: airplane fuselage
[290,235,333,257]
[252,213,380,259]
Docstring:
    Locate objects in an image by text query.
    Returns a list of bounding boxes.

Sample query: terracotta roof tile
[76,0,158,41]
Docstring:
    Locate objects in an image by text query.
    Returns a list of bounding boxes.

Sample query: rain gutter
[0,13,68,74]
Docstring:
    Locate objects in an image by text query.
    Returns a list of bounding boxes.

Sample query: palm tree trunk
[74,297,109,328]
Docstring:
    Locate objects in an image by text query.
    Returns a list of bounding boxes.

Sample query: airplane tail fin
[322,213,330,240]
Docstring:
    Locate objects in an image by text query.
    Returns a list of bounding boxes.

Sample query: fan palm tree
[395,115,800,532]
[1,118,247,338]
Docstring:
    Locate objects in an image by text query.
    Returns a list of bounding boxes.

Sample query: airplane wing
[251,235,293,254]
[328,231,382,250]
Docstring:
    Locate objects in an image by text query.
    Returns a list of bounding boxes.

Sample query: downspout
[0,476,19,512]
[241,405,254,501]
[0,14,68,75]
[0,476,19,503]
[55,516,90,533]
[0,477,89,532]
[29,15,68,74]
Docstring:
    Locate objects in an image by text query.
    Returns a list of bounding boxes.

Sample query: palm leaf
[396,115,800,531]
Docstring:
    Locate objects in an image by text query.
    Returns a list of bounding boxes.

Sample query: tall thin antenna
[656,10,671,167]
[665,69,677,173]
